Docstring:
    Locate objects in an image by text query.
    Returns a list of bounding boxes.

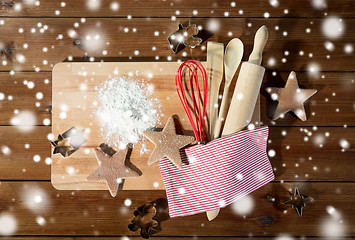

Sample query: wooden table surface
[0,0,354,239]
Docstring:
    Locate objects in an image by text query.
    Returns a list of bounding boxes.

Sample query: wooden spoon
[213,38,244,139]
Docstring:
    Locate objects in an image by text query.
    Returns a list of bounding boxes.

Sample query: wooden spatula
[206,42,224,139]
[213,38,244,139]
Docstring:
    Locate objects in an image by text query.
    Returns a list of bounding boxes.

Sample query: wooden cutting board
[51,62,260,191]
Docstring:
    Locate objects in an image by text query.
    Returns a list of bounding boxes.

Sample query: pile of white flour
[94,76,161,149]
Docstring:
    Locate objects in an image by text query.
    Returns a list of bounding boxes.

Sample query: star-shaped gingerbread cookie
[267,71,317,121]
[143,116,195,169]
[87,147,139,197]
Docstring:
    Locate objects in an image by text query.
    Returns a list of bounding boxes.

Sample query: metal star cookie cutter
[283,187,314,216]
[50,127,87,157]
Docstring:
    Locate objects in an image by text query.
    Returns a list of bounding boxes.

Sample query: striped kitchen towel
[159,126,274,218]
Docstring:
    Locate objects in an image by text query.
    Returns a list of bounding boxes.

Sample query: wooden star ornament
[87,147,139,197]
[143,116,195,169]
[267,71,317,121]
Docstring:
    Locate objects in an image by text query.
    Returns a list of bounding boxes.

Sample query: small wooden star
[87,147,139,197]
[267,71,317,121]
[167,24,202,53]
[283,187,314,216]
[143,116,195,169]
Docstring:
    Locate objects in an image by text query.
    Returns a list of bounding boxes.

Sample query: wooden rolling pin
[222,26,268,137]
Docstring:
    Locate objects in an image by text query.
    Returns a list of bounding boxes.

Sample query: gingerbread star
[267,71,317,121]
[87,147,139,197]
[143,117,195,169]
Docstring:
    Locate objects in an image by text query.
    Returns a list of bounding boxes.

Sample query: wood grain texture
[0,18,354,71]
[0,181,353,236]
[0,72,51,124]
[0,238,350,240]
[0,126,51,180]
[0,0,353,238]
[0,237,268,240]
[0,0,354,17]
[0,71,354,126]
[0,126,353,181]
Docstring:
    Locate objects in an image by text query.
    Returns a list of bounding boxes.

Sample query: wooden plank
[0,182,353,236]
[0,71,353,127]
[0,238,72,240]
[77,238,353,240]
[0,0,354,18]
[1,235,354,240]
[0,18,354,71]
[260,72,355,126]
[267,126,355,181]
[0,126,353,181]
[1,238,349,240]
[0,126,51,180]
[0,72,51,124]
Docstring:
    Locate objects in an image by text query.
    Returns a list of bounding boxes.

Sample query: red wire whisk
[175,60,208,143]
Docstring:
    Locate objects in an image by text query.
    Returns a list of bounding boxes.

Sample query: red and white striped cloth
[159,126,274,218]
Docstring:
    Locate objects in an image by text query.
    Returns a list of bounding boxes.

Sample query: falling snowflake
[231,195,254,216]
[86,0,101,11]
[10,110,37,132]
[339,139,350,149]
[269,0,279,7]
[0,213,17,235]
[20,184,51,213]
[110,2,119,11]
[1,145,11,155]
[206,18,221,33]
[322,16,345,39]
[311,0,327,10]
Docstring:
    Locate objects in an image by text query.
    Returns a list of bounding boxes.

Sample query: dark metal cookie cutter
[283,187,314,216]
[128,202,159,239]
[50,127,87,157]
[167,24,202,54]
